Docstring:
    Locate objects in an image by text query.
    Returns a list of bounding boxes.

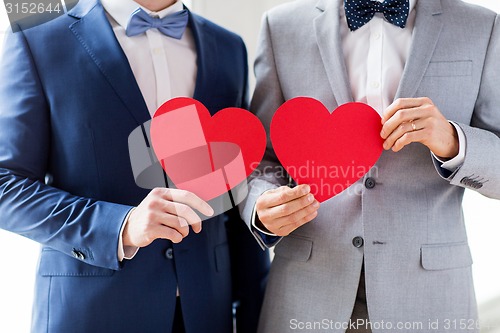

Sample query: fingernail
[313,201,320,208]
[307,194,314,202]
[206,205,214,216]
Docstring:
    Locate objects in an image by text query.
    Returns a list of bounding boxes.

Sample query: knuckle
[279,204,291,216]
[301,195,312,206]
[278,192,289,203]
[146,211,156,222]
[175,204,189,216]
[393,98,403,109]
[256,210,269,222]
[288,214,300,224]
[146,199,158,210]
[306,203,318,214]
[179,190,192,201]
[151,187,163,196]
[255,197,265,210]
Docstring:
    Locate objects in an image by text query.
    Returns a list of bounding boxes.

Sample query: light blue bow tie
[126,8,189,39]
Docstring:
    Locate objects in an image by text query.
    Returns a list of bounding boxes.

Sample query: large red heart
[271,97,384,202]
[150,97,266,201]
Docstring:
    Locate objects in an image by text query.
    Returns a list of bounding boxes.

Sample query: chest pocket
[424,60,472,77]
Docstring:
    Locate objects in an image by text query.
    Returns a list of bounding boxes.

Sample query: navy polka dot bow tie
[344,0,410,31]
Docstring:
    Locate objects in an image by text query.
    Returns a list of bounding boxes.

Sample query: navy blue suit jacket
[0,0,268,332]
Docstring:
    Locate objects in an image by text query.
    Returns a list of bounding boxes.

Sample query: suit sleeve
[434,14,500,200]
[238,13,289,247]
[0,29,132,271]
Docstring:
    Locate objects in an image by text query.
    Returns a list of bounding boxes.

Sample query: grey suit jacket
[240,0,500,332]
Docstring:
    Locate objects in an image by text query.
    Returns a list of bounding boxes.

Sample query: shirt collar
[101,0,185,29]
[409,0,417,13]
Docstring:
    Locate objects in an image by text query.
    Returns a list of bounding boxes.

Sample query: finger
[262,199,319,235]
[153,188,214,217]
[381,105,427,140]
[145,198,201,230]
[166,201,203,227]
[263,193,316,220]
[154,225,185,244]
[191,221,202,234]
[383,119,422,150]
[275,209,319,237]
[381,97,429,124]
[157,212,190,237]
[391,129,424,152]
[258,184,311,208]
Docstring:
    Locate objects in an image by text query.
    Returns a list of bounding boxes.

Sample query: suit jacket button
[165,248,174,260]
[352,236,364,248]
[365,177,376,189]
[71,249,85,260]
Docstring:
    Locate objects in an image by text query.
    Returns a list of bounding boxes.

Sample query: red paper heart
[271,97,384,202]
[150,97,266,201]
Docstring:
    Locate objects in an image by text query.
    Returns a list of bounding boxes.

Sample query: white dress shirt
[100,0,197,260]
[101,0,197,117]
[252,0,466,236]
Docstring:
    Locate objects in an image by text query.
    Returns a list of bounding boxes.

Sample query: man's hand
[255,184,320,237]
[381,97,459,159]
[123,188,214,248]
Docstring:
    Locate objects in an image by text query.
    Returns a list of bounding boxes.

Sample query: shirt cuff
[431,121,466,172]
[250,204,282,248]
[118,208,140,261]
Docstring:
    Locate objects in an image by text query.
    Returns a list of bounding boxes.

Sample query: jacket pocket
[424,60,472,77]
[421,242,473,271]
[274,235,313,262]
[38,248,115,277]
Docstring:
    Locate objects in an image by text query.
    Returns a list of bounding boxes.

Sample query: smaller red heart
[150,98,266,202]
[271,97,384,202]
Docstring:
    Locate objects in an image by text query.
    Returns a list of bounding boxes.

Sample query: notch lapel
[314,0,353,106]
[68,0,150,125]
[395,0,444,99]
[189,13,218,115]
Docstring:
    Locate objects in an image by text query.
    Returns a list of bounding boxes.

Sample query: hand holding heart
[255,184,320,237]
[255,96,459,237]
[123,188,214,247]
[381,97,459,159]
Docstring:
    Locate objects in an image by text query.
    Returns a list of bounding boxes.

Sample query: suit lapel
[314,0,353,106]
[395,0,443,99]
[190,13,218,115]
[68,0,150,125]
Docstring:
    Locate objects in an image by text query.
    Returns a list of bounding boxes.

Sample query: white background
[0,0,500,332]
